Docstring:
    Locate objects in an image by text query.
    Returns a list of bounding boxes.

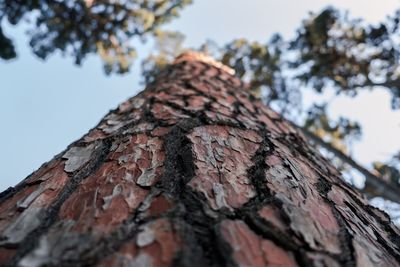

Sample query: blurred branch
[363,78,400,88]
[296,124,400,203]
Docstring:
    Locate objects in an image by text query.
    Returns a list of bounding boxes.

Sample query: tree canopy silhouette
[0,0,192,73]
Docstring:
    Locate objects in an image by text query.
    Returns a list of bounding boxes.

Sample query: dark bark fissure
[240,132,324,267]
[160,121,199,193]
[242,214,317,267]
[71,189,162,267]
[317,169,400,263]
[5,140,113,267]
[246,131,275,202]
[172,189,237,267]
[344,189,400,256]
[315,178,356,267]
[160,119,236,267]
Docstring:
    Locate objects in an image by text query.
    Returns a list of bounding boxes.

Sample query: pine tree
[0,53,399,267]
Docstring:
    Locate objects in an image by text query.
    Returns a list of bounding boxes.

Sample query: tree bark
[0,53,399,267]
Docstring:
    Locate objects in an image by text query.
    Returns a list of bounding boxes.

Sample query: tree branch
[362,78,400,89]
[294,123,400,204]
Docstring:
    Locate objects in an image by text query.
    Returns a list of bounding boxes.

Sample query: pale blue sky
[1,0,400,191]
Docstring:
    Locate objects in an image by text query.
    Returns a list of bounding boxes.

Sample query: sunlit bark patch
[188,125,262,210]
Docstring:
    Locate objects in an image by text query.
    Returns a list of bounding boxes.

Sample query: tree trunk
[0,53,399,267]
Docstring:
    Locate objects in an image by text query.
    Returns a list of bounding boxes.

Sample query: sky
[1,0,400,192]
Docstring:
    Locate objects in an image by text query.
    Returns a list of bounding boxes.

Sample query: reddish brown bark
[0,54,399,267]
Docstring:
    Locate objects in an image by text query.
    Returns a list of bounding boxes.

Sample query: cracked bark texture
[0,54,399,267]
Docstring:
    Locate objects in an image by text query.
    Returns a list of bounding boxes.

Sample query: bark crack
[6,139,113,267]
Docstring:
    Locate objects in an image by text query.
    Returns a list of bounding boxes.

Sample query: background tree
[0,0,192,73]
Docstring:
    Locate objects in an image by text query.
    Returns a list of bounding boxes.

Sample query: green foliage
[304,104,361,153]
[220,38,280,91]
[373,162,400,185]
[291,7,400,109]
[0,25,15,60]
[141,30,185,84]
[0,0,192,73]
[219,36,296,108]
[364,153,400,201]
